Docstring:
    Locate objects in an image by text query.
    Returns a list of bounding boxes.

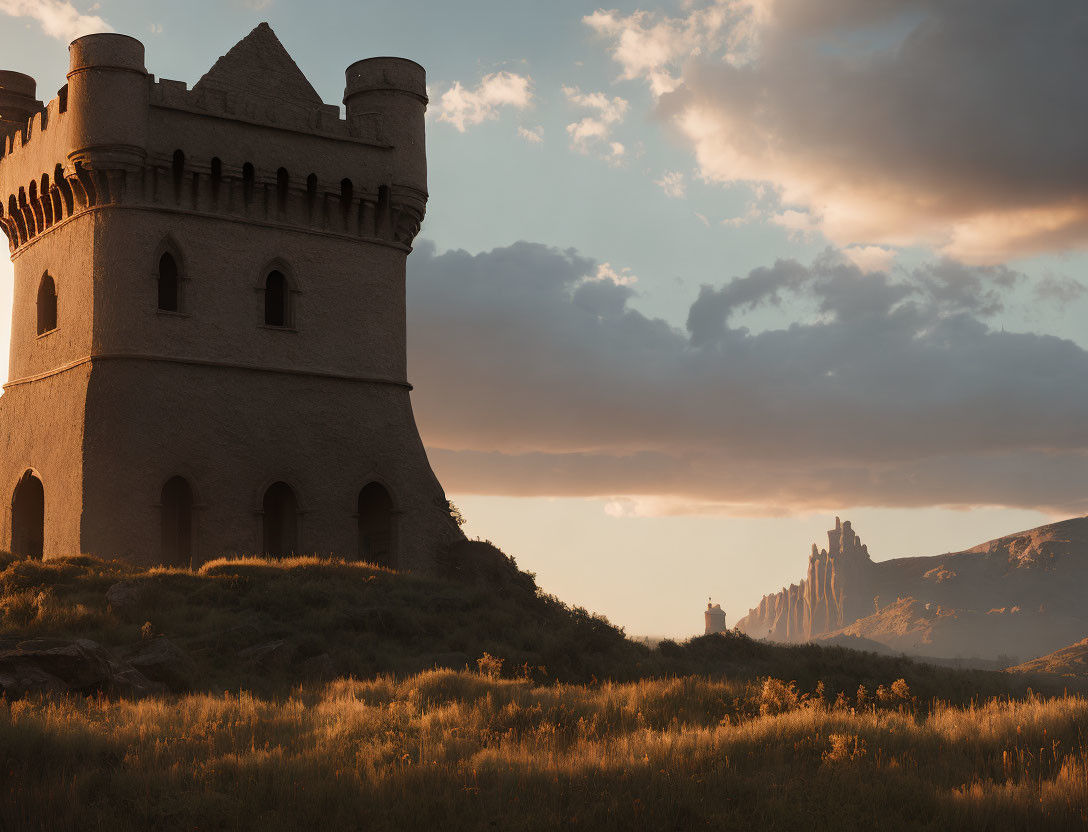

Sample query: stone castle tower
[0,25,462,568]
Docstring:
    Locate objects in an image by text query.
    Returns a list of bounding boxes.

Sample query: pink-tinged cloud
[407,241,1088,515]
[589,0,1088,262]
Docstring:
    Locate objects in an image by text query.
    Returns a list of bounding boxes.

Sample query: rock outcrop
[738,518,874,641]
[736,515,1088,662]
[0,637,164,698]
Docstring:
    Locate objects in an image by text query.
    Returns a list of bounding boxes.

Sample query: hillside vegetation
[1010,637,1088,678]
[0,547,1075,702]
[1,548,1086,830]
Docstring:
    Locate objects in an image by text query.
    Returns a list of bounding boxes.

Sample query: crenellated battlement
[0,24,428,256]
[149,76,385,145]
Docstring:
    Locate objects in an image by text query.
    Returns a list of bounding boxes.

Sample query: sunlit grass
[0,671,1085,831]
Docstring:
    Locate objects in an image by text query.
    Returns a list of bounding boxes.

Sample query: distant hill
[737,516,1088,662]
[1008,637,1088,678]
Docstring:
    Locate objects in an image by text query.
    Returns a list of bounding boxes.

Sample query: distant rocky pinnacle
[737,517,874,641]
[735,515,1088,662]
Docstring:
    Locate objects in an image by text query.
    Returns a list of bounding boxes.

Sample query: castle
[0,25,462,567]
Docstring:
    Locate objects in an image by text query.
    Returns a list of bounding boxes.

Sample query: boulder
[117,637,196,691]
[105,582,143,616]
[0,638,164,698]
[238,639,293,673]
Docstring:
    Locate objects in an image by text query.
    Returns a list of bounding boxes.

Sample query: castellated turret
[0,25,462,566]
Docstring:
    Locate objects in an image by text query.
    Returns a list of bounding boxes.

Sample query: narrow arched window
[171,149,185,203]
[242,162,255,207]
[276,167,289,215]
[37,274,57,334]
[340,178,353,224]
[210,157,222,206]
[264,270,289,327]
[376,184,391,237]
[158,252,179,312]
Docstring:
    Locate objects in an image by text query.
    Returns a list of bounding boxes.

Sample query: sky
[1,0,1086,637]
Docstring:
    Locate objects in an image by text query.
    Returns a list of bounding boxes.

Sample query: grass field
[2,672,1086,831]
[0,550,1085,830]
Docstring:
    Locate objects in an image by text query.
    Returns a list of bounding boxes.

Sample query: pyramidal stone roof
[193,22,323,108]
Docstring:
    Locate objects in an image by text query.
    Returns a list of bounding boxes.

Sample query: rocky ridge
[736,516,1088,662]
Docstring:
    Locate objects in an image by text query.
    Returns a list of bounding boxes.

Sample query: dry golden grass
[1,552,1085,829]
[0,670,1085,831]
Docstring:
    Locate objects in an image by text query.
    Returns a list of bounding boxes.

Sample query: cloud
[563,85,629,159]
[1035,274,1088,305]
[584,2,751,96]
[0,0,111,40]
[655,170,686,198]
[593,262,638,286]
[517,125,544,144]
[843,246,895,274]
[588,0,1088,262]
[407,241,1088,515]
[433,71,534,133]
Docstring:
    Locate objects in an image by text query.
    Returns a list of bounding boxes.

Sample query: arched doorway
[12,471,44,559]
[262,482,298,557]
[358,482,395,567]
[160,476,193,567]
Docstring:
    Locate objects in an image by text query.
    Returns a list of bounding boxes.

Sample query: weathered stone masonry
[0,24,463,567]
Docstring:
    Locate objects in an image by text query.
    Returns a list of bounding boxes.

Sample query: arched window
[262,482,298,557]
[264,270,289,327]
[171,149,185,203]
[12,471,44,560]
[37,274,57,334]
[242,162,255,207]
[376,184,391,237]
[209,157,223,206]
[158,252,179,312]
[340,178,353,225]
[160,476,193,567]
[276,167,289,215]
[358,482,395,567]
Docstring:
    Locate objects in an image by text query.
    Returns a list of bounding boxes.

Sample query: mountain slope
[1008,637,1088,677]
[737,516,1088,661]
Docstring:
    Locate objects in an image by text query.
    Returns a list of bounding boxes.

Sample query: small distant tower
[705,600,727,634]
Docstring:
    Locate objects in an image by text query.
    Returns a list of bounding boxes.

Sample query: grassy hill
[0,546,1077,702]
[1009,637,1088,678]
[0,546,1086,830]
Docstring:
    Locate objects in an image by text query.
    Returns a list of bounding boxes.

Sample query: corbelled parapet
[737,517,875,641]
